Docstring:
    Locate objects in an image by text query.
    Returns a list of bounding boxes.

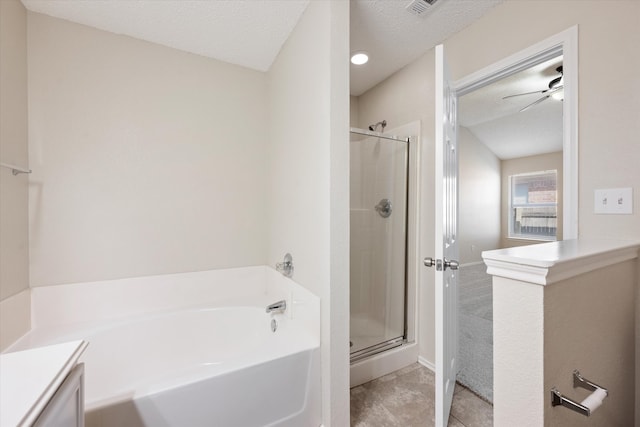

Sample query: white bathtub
[7,266,321,427]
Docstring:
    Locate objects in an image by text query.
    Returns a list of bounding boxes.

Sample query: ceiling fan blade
[519,94,551,112]
[502,89,547,99]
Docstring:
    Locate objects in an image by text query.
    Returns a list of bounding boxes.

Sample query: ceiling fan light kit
[504,65,564,112]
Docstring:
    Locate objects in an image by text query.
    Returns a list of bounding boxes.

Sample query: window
[509,170,557,241]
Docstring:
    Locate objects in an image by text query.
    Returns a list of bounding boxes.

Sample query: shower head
[368,120,387,132]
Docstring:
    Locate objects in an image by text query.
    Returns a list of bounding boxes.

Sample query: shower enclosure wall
[350,128,409,363]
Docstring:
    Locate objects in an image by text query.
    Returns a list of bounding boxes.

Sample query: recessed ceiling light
[351,52,369,65]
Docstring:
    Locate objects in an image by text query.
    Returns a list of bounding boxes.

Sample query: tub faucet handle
[276,253,294,277]
[266,300,287,314]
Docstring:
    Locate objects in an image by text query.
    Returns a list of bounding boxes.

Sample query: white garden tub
[7,266,321,427]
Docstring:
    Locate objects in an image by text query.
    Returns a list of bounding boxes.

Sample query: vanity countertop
[482,239,640,285]
[0,340,87,427]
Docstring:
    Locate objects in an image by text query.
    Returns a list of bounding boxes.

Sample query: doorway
[451,26,578,404]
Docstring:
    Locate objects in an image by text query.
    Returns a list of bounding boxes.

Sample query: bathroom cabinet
[0,340,87,427]
[33,363,85,427]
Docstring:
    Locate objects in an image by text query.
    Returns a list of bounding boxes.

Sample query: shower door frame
[349,127,412,363]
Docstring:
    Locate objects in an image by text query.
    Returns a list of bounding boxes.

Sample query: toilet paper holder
[551,370,608,417]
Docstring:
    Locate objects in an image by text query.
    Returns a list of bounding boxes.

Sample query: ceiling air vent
[406,0,439,16]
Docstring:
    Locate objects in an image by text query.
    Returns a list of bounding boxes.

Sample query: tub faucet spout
[266,300,287,314]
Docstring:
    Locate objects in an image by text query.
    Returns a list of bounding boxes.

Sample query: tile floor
[350,363,493,427]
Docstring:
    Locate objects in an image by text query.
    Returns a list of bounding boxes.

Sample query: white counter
[482,239,640,285]
[0,340,87,427]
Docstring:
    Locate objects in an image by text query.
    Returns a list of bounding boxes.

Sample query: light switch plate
[594,188,633,214]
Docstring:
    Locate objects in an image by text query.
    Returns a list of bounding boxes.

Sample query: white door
[426,44,459,426]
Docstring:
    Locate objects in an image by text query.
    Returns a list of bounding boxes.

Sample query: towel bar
[0,162,31,175]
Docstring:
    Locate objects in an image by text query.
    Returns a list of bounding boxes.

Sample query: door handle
[424,257,443,270]
[443,258,459,270]
[423,257,459,271]
[423,257,436,267]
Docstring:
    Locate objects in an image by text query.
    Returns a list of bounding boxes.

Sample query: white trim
[483,239,640,285]
[454,26,579,241]
[562,26,579,239]
[350,342,419,387]
[484,259,551,285]
[418,355,435,372]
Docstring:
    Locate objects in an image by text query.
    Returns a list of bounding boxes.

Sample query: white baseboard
[418,355,435,372]
[350,342,418,387]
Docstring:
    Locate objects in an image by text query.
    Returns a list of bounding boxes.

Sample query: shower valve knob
[276,253,294,277]
[374,199,392,218]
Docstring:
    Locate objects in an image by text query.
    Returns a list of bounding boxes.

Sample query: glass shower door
[350,130,408,362]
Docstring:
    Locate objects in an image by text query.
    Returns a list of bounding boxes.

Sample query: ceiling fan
[503,65,563,112]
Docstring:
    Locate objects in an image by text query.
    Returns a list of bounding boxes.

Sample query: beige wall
[349,95,359,128]
[267,1,350,425]
[27,13,268,286]
[0,0,29,300]
[459,126,501,264]
[268,1,330,299]
[0,0,30,350]
[500,151,563,249]
[355,54,433,134]
[544,260,636,426]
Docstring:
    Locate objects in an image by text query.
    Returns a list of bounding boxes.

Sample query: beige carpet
[457,263,493,403]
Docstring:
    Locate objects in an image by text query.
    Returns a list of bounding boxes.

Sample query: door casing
[453,25,578,239]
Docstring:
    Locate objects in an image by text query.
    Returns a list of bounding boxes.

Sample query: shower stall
[350,127,410,363]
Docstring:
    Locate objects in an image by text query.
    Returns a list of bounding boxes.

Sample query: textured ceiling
[459,56,564,159]
[20,0,310,72]
[350,0,503,96]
